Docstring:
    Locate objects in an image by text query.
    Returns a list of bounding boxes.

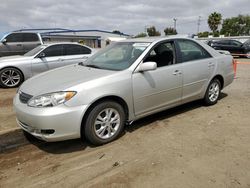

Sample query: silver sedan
[0,43,93,88]
[14,37,234,145]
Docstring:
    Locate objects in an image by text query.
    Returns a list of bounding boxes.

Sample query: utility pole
[197,16,201,34]
[145,25,148,36]
[173,18,177,30]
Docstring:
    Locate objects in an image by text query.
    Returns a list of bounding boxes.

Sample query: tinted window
[42,45,63,57]
[230,40,242,46]
[218,40,230,45]
[5,33,23,42]
[64,44,91,55]
[177,40,211,62]
[144,41,175,67]
[23,33,39,42]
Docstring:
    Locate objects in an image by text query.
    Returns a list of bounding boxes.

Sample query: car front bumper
[13,94,88,142]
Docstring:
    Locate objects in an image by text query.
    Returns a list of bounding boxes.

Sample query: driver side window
[42,45,64,57]
[5,33,23,43]
[144,41,175,68]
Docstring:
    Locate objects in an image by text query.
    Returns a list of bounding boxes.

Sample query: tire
[203,79,221,106]
[84,101,125,145]
[246,51,250,59]
[0,67,24,88]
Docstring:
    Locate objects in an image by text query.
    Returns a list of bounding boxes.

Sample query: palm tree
[208,12,222,35]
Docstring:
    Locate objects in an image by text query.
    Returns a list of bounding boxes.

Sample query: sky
[0,0,249,38]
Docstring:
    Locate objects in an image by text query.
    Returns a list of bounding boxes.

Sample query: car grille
[19,92,33,104]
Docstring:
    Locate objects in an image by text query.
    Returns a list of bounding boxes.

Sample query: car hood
[0,55,33,63]
[20,64,117,96]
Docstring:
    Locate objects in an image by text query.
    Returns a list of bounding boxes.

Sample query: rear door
[31,44,64,75]
[63,44,92,65]
[132,40,183,116]
[22,33,41,53]
[229,40,244,54]
[175,39,215,103]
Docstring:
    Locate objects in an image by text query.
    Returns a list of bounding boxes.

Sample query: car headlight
[27,91,76,107]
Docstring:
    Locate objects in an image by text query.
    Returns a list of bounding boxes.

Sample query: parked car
[0,32,44,57]
[0,43,93,88]
[14,37,234,145]
[207,39,250,58]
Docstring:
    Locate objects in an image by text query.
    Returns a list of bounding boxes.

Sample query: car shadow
[22,131,101,154]
[125,92,227,133]
[3,92,227,154]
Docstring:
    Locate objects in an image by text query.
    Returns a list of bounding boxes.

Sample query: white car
[0,43,94,88]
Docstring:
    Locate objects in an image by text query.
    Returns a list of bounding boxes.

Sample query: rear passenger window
[64,44,91,55]
[42,45,64,57]
[177,40,211,62]
[230,40,242,46]
[5,33,23,42]
[23,33,39,42]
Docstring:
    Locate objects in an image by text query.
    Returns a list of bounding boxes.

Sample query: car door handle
[208,62,215,67]
[173,70,182,75]
[16,44,22,47]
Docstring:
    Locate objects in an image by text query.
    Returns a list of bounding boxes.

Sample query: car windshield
[24,45,46,56]
[83,42,150,71]
[244,39,250,46]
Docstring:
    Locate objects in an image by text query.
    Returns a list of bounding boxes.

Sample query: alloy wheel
[0,69,21,87]
[208,82,220,102]
[94,108,121,139]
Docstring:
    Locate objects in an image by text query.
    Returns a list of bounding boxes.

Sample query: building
[15,28,131,48]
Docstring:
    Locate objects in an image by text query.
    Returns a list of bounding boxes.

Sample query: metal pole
[173,18,177,30]
[197,16,201,34]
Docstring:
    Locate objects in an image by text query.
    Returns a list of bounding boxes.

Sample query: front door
[132,40,183,117]
[31,44,64,76]
[0,33,24,56]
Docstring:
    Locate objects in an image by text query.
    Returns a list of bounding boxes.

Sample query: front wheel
[0,67,24,88]
[204,79,221,105]
[84,101,125,145]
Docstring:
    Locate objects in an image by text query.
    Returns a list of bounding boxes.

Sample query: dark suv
[207,39,250,58]
[0,32,43,57]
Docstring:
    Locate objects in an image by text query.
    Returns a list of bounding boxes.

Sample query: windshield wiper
[84,64,101,69]
[78,62,101,69]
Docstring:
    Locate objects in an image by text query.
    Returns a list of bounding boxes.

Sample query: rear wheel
[204,79,221,105]
[246,51,250,59]
[0,67,24,88]
[84,101,125,145]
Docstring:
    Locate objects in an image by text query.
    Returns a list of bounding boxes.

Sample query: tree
[221,14,250,36]
[164,27,177,35]
[134,32,147,38]
[208,12,222,35]
[146,26,161,36]
[112,30,123,35]
[197,31,210,38]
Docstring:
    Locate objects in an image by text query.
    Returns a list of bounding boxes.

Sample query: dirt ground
[0,59,250,188]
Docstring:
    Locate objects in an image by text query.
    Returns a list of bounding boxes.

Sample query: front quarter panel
[0,58,33,80]
[65,70,135,121]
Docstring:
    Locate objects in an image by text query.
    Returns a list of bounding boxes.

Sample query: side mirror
[37,52,45,58]
[1,38,7,44]
[136,62,157,72]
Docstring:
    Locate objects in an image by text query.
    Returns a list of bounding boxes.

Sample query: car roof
[42,42,91,48]
[120,35,192,43]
